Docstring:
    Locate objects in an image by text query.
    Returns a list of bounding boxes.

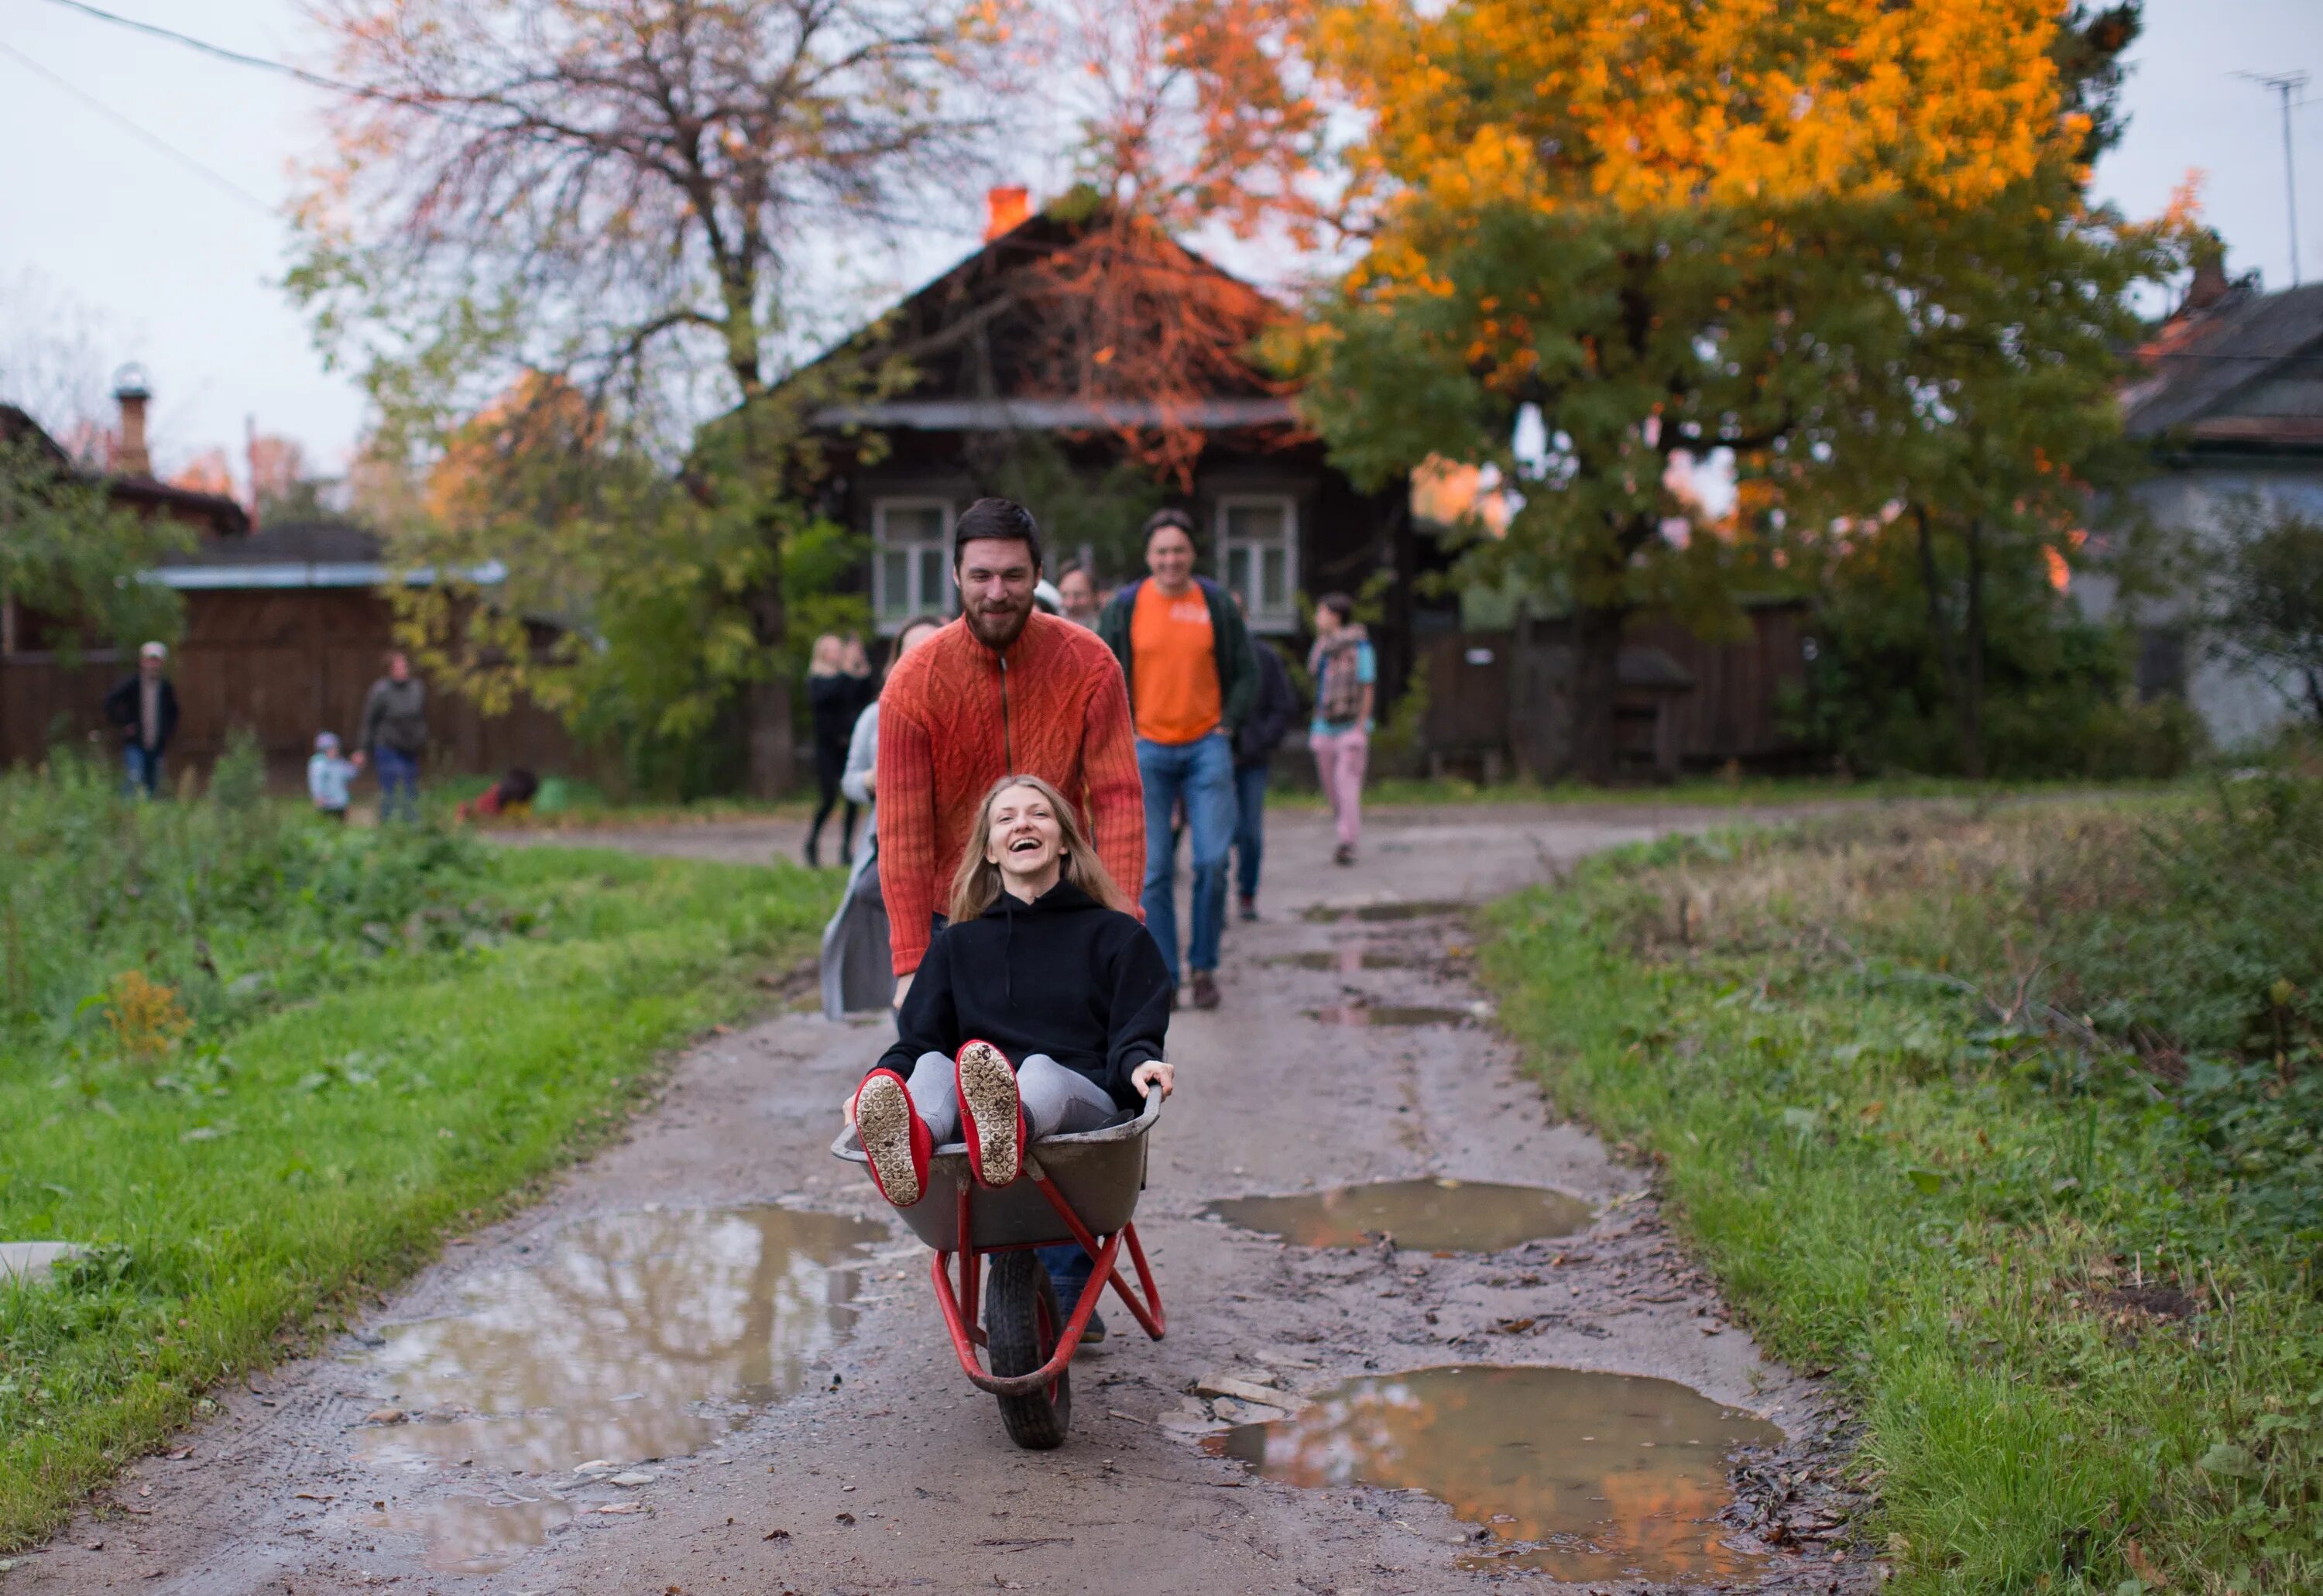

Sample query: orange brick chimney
[112,363,153,479]
[984,185,1031,240]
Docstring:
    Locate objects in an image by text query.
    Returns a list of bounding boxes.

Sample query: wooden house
[799,195,1445,701]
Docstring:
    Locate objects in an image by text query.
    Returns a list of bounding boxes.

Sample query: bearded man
[874,497,1146,1007]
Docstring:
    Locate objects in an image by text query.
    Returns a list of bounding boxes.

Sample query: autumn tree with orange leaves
[1295,0,2179,781]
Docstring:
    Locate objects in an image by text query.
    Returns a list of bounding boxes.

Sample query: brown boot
[1190,970,1220,1010]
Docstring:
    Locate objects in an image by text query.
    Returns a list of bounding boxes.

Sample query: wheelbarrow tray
[830,1086,1160,1251]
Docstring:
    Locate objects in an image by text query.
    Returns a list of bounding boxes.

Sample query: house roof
[0,403,251,535]
[2122,280,2323,451]
[149,518,511,591]
[1,403,73,467]
[801,206,1299,435]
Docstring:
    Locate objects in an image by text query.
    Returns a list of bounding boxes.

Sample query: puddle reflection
[1306,1004,1472,1027]
[1302,900,1471,923]
[365,1498,566,1575]
[359,1206,882,1561]
[1267,948,1433,974]
[1206,1364,1779,1581]
[1206,1179,1590,1251]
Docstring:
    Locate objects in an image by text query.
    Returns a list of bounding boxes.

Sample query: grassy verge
[0,756,839,1547]
[1481,779,2322,1594]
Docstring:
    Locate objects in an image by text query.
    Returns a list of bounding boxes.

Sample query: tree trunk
[1914,503,1983,779]
[1961,516,1986,780]
[1567,602,1626,785]
[726,317,796,798]
[742,529,794,799]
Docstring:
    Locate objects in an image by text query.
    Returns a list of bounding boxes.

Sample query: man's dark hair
[1141,506,1198,551]
[1317,592,1357,624]
[952,496,1044,574]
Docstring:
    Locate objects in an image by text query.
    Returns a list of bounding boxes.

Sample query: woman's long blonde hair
[945,774,1131,925]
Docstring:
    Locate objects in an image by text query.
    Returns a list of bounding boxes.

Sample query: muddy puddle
[1266,947,1437,973]
[357,1204,882,1571]
[1206,1364,1780,1582]
[1302,899,1470,923]
[1306,1004,1474,1027]
[1205,1178,1590,1251]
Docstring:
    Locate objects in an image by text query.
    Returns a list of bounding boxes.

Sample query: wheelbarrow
[831,1087,1166,1448]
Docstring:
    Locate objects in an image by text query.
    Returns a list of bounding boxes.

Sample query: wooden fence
[1,588,608,791]
[1419,600,1813,780]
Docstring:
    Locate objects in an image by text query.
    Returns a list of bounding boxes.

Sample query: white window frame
[871,497,956,634]
[1215,494,1300,634]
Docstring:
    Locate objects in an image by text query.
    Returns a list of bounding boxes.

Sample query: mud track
[9,802,1882,1595]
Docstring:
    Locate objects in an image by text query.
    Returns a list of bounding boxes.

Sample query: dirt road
[10,802,1874,1595]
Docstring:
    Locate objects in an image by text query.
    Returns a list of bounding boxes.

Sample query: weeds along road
[12,801,1881,1596]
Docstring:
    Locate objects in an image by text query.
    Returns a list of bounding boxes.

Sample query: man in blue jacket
[1096,509,1256,1010]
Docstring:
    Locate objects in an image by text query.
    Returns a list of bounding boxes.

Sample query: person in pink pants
[1306,592,1375,867]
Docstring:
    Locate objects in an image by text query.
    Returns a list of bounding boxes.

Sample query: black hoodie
[873,880,1172,1109]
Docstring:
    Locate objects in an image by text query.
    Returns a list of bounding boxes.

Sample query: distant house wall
[2076,465,2321,751]
[840,434,1431,699]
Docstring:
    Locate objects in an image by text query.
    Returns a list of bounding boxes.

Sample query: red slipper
[954,1040,1026,1189]
[853,1069,931,1207]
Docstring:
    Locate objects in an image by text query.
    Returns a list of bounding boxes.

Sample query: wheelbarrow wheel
[985,1251,1070,1449]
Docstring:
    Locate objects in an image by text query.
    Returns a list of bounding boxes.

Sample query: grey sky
[0,0,2316,488]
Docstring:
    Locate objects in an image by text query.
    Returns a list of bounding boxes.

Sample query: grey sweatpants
[900,1050,1117,1146]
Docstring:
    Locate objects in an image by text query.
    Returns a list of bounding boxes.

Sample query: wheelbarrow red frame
[831,1087,1167,1402]
[929,1148,1166,1397]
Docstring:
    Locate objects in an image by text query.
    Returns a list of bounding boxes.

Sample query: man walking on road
[1098,509,1255,1010]
[876,497,1145,1006]
[1227,599,1300,922]
[103,640,179,798]
[356,650,428,823]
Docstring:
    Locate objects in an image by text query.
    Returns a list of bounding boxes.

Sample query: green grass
[1481,782,2323,1594]
[0,760,841,1548]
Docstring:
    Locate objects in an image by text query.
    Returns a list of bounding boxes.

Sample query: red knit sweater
[875,612,1146,976]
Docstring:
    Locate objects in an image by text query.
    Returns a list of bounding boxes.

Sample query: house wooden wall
[0,588,603,789]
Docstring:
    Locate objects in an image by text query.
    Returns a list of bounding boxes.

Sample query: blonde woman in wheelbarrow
[846,773,1176,1210]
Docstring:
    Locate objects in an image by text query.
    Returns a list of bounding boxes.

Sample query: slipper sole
[854,1075,925,1207]
[957,1041,1022,1188]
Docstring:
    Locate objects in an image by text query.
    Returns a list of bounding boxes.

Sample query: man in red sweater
[875,497,1145,1002]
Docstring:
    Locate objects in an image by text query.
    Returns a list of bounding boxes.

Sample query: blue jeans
[1039,1242,1096,1323]
[1135,732,1235,983]
[122,746,163,798]
[374,746,420,822]
[1231,760,1270,902]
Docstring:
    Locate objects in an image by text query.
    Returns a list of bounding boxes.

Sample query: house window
[873,499,954,629]
[1216,496,1298,633]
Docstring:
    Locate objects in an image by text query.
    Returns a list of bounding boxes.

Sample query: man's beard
[966,596,1033,650]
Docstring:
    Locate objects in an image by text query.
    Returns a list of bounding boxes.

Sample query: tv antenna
[2236,70,2310,286]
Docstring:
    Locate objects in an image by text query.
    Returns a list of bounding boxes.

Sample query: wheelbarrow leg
[1025,1165,1166,1340]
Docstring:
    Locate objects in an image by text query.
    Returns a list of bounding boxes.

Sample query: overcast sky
[0,0,2317,487]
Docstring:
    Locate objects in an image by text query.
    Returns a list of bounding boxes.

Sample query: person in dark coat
[804,633,873,868]
[355,650,428,822]
[103,641,180,798]
[1226,595,1300,922]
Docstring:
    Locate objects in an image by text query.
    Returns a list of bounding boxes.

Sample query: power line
[36,0,368,98]
[0,39,276,215]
